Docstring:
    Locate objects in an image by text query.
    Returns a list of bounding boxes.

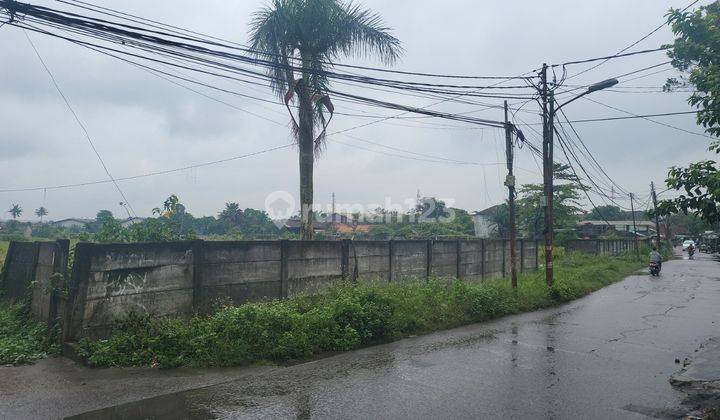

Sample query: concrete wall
[0,240,69,325]
[3,239,539,341]
[566,239,649,256]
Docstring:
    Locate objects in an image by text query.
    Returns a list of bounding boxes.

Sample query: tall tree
[8,204,22,220]
[219,202,243,226]
[586,205,623,221]
[249,0,402,239]
[517,163,586,239]
[655,4,720,224]
[35,206,48,222]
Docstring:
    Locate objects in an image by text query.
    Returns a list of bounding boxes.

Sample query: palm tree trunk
[296,79,314,240]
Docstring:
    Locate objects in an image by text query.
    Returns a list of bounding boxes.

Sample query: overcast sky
[0,0,713,220]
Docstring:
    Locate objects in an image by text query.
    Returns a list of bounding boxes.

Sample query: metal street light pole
[542,77,618,286]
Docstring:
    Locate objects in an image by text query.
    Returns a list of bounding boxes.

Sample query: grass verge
[77,251,646,368]
[0,301,59,365]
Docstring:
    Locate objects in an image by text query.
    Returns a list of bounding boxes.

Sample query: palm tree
[219,202,243,226]
[8,204,22,220]
[249,0,402,239]
[35,206,48,222]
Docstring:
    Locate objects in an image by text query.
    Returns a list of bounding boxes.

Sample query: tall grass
[78,251,645,368]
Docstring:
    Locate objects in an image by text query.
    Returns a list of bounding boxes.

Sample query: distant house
[282,219,329,235]
[576,220,656,239]
[332,222,373,235]
[472,205,503,238]
[50,218,92,229]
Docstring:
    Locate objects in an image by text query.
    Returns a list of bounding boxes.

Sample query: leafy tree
[239,208,279,237]
[249,0,402,239]
[586,205,623,221]
[655,4,720,224]
[8,204,22,219]
[34,206,48,222]
[219,202,243,227]
[517,163,586,239]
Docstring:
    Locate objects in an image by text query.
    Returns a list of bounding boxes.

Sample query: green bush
[0,301,59,365]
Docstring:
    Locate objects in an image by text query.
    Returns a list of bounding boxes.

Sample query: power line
[579,95,715,140]
[0,144,295,193]
[553,46,669,67]
[22,29,138,217]
[565,0,701,80]
[516,110,698,125]
[57,0,536,81]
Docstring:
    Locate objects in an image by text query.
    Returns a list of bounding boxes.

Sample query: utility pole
[504,101,518,289]
[331,192,336,222]
[541,63,554,286]
[630,193,639,257]
[650,182,662,247]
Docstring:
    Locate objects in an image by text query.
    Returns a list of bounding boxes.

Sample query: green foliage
[586,205,624,221]
[0,301,59,365]
[78,252,643,368]
[656,4,720,224]
[92,196,197,243]
[8,204,22,220]
[517,163,587,238]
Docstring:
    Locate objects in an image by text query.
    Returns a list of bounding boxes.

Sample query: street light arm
[554,78,619,114]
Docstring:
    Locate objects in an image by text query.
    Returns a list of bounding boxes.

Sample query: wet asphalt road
[2,252,719,419]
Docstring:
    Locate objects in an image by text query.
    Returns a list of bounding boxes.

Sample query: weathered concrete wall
[0,239,540,341]
[1,240,69,325]
[566,239,647,256]
[198,241,281,309]
[484,240,505,278]
[391,241,428,282]
[459,241,484,281]
[347,241,390,282]
[1,242,38,301]
[430,240,459,278]
[64,242,195,340]
[286,241,343,296]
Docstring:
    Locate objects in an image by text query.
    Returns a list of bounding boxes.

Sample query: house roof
[50,218,92,225]
[473,204,503,216]
[283,219,328,229]
[333,222,373,234]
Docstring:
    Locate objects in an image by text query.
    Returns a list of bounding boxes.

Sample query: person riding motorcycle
[687,243,696,259]
[649,247,662,273]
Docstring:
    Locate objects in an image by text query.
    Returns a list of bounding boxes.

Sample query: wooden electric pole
[630,193,639,257]
[504,101,518,289]
[650,182,662,247]
[541,63,554,286]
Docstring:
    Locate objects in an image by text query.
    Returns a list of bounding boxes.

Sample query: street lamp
[542,77,618,286]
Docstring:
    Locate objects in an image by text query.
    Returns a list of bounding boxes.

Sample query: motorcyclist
[688,243,696,258]
[649,247,662,272]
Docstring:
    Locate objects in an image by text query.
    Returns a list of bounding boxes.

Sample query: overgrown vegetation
[0,301,59,365]
[77,251,645,369]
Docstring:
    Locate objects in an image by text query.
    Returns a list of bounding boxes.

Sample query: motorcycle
[688,247,696,260]
[649,261,661,276]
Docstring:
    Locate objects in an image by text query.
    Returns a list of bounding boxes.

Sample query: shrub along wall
[1,239,539,342]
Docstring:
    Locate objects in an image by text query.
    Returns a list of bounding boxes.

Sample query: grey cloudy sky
[0,0,713,220]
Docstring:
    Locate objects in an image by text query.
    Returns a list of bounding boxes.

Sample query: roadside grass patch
[78,251,644,368]
[0,300,59,365]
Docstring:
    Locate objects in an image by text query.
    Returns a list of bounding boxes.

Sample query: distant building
[472,205,503,238]
[576,220,656,239]
[50,218,92,229]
